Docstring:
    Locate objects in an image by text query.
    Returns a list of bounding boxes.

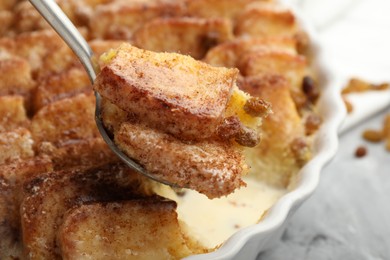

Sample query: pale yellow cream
[156,178,286,248]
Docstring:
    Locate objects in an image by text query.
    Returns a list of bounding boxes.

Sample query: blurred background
[259,0,390,259]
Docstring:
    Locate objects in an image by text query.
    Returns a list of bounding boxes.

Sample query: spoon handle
[29,0,96,83]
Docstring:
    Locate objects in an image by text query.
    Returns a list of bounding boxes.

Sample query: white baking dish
[184,4,347,260]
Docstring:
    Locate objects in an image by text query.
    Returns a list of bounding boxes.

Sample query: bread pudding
[0,0,320,259]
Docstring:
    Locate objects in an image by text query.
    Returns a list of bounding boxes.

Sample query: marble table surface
[258,0,390,259]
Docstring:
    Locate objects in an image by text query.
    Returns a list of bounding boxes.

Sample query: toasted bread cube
[95,43,238,141]
[0,95,29,133]
[185,0,266,21]
[0,10,12,36]
[58,200,196,260]
[239,76,306,187]
[240,49,307,107]
[0,30,68,76]
[133,17,233,59]
[235,2,297,38]
[12,2,50,33]
[0,55,34,96]
[0,128,34,164]
[31,92,99,146]
[0,156,53,260]
[0,176,23,260]
[21,163,155,259]
[0,0,17,10]
[90,0,184,40]
[37,137,119,170]
[204,36,297,68]
[115,122,247,199]
[33,66,91,112]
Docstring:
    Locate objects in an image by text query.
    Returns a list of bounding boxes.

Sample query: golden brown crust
[90,0,184,40]
[0,156,53,260]
[36,138,119,171]
[0,54,34,97]
[204,36,297,68]
[0,95,29,133]
[185,0,267,21]
[0,128,34,165]
[32,66,91,112]
[239,48,307,107]
[235,2,297,38]
[58,199,196,260]
[0,29,67,76]
[30,92,99,146]
[133,17,233,59]
[95,43,239,141]
[0,175,23,260]
[115,122,247,199]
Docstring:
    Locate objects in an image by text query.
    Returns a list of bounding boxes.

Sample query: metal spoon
[29,0,176,186]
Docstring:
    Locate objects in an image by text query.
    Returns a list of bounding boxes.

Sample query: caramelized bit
[235,126,260,148]
[243,97,271,117]
[342,78,390,94]
[302,76,319,103]
[305,114,322,135]
[294,30,310,55]
[343,96,353,113]
[355,146,367,158]
[217,116,260,147]
[362,129,383,143]
[290,137,310,166]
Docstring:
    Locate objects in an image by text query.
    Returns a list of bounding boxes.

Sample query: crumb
[342,78,390,94]
[234,224,240,229]
[355,146,367,158]
[362,129,383,143]
[342,96,353,113]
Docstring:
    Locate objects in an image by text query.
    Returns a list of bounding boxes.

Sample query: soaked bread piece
[58,199,198,260]
[37,137,118,170]
[0,30,66,76]
[185,0,267,21]
[95,43,239,141]
[204,36,297,68]
[90,0,184,40]
[133,17,233,59]
[0,10,12,36]
[0,128,34,164]
[0,176,23,260]
[0,53,34,97]
[33,66,91,112]
[39,38,123,79]
[0,0,17,10]
[239,48,307,107]
[116,122,247,199]
[0,95,29,133]
[235,2,297,38]
[30,92,99,146]
[21,163,156,259]
[12,1,51,33]
[0,156,53,259]
[240,76,307,187]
